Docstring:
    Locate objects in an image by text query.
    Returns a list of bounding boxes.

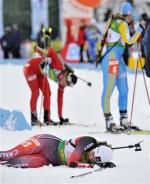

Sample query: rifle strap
[98,39,121,64]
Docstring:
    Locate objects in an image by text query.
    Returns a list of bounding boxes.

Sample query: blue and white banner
[0,0,4,37]
[31,0,49,39]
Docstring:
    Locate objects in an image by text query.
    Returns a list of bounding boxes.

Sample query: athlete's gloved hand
[97,162,116,168]
[58,71,68,87]
[67,73,77,87]
[58,71,77,87]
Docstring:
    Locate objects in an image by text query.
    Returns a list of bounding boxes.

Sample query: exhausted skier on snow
[0,134,115,169]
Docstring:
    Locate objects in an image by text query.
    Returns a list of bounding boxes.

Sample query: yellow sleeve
[119,21,141,45]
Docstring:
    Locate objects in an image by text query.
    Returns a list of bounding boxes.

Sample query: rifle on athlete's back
[96,14,113,67]
[96,13,129,67]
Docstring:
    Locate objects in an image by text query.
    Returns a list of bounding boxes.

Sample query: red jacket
[25,48,64,76]
[47,48,64,70]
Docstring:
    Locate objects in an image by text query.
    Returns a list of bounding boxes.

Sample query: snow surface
[0,63,150,184]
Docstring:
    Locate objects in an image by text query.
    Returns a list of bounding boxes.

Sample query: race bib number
[109,60,119,74]
[22,138,40,147]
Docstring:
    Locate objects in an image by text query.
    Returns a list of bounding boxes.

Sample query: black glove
[67,73,78,86]
[98,162,116,168]
[96,141,112,148]
[61,64,77,87]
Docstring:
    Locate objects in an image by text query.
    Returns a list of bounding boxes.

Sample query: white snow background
[0,63,150,184]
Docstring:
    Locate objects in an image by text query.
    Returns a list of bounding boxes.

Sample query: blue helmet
[119,2,134,16]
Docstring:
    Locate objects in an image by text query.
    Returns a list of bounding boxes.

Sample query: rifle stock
[96,15,113,67]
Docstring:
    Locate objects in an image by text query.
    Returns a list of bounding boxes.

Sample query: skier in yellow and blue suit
[100,2,146,132]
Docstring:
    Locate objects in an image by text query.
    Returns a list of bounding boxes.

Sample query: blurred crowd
[77,19,102,63]
[0,10,150,72]
[0,24,21,59]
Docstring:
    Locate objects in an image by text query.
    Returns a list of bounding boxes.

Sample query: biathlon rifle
[96,14,113,67]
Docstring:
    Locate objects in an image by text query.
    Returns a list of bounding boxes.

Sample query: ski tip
[129,130,150,135]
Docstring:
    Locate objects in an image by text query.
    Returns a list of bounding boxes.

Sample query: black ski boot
[120,110,130,130]
[31,112,42,127]
[120,110,140,131]
[104,113,124,133]
[59,117,69,125]
[43,110,58,126]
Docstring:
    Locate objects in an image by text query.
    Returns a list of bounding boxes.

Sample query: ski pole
[63,63,92,87]
[76,76,92,87]
[70,167,104,178]
[138,42,150,106]
[112,141,143,151]
[39,27,52,120]
[129,40,150,127]
[39,77,46,121]
[129,51,139,127]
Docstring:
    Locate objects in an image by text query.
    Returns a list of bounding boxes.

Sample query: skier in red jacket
[23,47,77,126]
[0,134,115,168]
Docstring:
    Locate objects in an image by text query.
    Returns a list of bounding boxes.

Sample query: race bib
[109,60,119,74]
[40,58,52,76]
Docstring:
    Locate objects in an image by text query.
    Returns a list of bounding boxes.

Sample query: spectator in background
[85,22,101,63]
[0,26,12,58]
[141,13,150,77]
[0,24,22,59]
[65,19,75,45]
[0,44,3,58]
[77,20,87,63]
[11,24,21,58]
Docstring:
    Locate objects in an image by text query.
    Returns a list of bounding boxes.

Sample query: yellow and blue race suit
[101,18,143,114]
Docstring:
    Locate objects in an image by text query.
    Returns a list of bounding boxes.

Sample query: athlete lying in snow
[0,134,116,168]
